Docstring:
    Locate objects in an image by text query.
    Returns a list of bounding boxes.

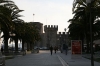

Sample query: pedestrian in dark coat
[66,45,68,55]
[50,46,53,55]
[1,47,3,54]
[54,46,57,54]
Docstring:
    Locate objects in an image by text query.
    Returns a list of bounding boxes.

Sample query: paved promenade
[5,50,100,66]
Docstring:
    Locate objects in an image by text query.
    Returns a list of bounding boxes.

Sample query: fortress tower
[44,25,58,48]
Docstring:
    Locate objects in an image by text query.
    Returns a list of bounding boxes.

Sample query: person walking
[1,47,3,54]
[54,46,57,54]
[66,45,68,55]
[50,46,53,55]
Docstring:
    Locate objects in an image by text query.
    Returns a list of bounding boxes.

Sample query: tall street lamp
[86,0,94,66]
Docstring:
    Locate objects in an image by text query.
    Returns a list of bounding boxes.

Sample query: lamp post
[86,0,94,66]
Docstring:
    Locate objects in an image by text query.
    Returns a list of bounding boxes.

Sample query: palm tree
[0,0,22,55]
[68,18,90,52]
[19,22,41,52]
[10,20,24,54]
[68,0,100,53]
[10,8,24,54]
[0,6,14,55]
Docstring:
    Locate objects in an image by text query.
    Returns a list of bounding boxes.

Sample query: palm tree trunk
[4,35,9,55]
[86,40,90,53]
[27,42,30,51]
[15,37,18,54]
[82,40,84,52]
[22,39,25,51]
[30,43,32,51]
[22,39,26,55]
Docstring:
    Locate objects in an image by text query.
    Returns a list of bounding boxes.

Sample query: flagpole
[33,14,35,22]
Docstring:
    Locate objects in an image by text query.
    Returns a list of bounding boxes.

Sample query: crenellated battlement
[58,32,68,35]
[44,25,58,28]
[59,32,61,35]
[59,32,65,34]
[44,25,58,32]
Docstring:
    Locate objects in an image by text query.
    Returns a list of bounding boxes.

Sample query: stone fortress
[44,25,58,48]
[29,22,69,49]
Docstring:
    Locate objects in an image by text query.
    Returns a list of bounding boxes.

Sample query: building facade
[29,22,69,49]
[44,25,58,48]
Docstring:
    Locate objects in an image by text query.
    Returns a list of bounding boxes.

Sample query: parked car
[42,47,48,50]
[39,47,43,50]
[0,52,5,66]
[34,46,39,49]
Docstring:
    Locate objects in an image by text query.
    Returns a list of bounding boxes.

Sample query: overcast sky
[12,0,74,32]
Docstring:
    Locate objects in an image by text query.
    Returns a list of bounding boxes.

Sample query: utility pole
[86,0,94,66]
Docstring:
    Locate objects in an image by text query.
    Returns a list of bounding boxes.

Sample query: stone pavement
[58,50,100,66]
[5,50,100,66]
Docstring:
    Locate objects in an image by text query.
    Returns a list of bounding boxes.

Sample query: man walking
[66,45,68,55]
[50,46,53,55]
